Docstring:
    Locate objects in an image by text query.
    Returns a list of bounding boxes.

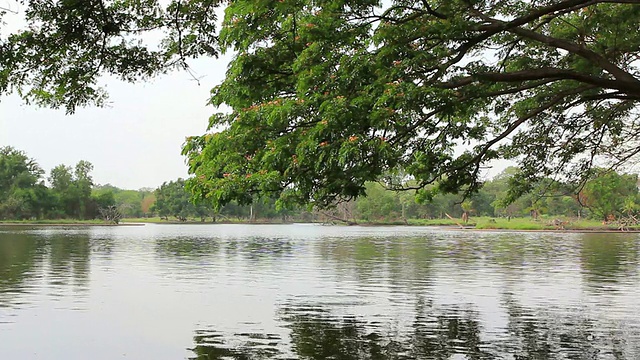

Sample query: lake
[1,224,639,359]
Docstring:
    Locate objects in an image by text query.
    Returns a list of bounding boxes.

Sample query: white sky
[0,56,232,190]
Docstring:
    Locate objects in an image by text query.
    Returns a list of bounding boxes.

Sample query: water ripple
[0,225,639,359]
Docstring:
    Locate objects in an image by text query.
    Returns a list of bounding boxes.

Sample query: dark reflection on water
[231,237,294,261]
[191,331,283,360]
[1,225,639,360]
[0,229,97,308]
[0,232,44,294]
[318,236,435,286]
[282,302,490,360]
[46,233,91,289]
[190,301,491,360]
[154,236,294,261]
[156,236,222,258]
[580,233,639,285]
[191,297,640,359]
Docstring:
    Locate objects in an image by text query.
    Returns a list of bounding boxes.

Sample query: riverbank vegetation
[3,146,640,230]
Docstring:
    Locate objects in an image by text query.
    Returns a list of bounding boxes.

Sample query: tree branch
[439,67,640,95]
[471,3,640,93]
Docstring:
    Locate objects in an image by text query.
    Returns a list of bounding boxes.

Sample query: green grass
[473,216,634,231]
[474,217,547,230]
[406,218,475,227]
[121,216,637,231]
[121,217,169,223]
[375,216,546,229]
[364,216,634,231]
[121,217,288,224]
[569,218,614,229]
[0,219,112,225]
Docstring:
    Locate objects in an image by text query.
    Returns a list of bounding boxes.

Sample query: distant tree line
[152,167,640,224]
[0,147,162,222]
[354,167,640,223]
[0,147,110,220]
[92,185,155,219]
[2,146,639,223]
[152,178,307,222]
[0,147,302,222]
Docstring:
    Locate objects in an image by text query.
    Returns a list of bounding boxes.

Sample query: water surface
[1,224,639,359]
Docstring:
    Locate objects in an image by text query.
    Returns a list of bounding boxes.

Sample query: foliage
[140,193,156,216]
[356,182,402,221]
[0,147,113,220]
[3,148,640,225]
[180,0,640,209]
[4,1,640,210]
[0,146,46,219]
[580,170,639,220]
[153,179,209,221]
[94,191,116,211]
[0,0,218,112]
[151,178,297,222]
[48,161,97,219]
[93,185,151,217]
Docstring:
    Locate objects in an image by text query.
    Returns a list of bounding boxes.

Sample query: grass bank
[121,217,287,224]
[120,216,637,232]
[360,216,634,231]
[469,216,632,231]
[0,219,142,226]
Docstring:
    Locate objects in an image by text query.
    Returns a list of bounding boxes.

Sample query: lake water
[1,224,639,359]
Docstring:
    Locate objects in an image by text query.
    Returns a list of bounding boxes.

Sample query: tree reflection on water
[0,230,93,307]
[190,295,640,360]
[579,233,639,285]
[189,300,491,359]
[190,331,283,360]
[285,302,491,360]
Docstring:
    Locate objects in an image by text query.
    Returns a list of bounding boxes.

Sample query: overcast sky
[0,56,232,190]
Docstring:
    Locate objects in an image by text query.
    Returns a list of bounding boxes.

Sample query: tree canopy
[3,1,640,208]
[0,146,45,219]
[579,169,639,220]
[0,0,218,112]
[0,146,112,220]
[181,0,640,208]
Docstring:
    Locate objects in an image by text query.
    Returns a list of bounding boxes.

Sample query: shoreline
[0,222,145,227]
[0,218,640,234]
[444,227,640,234]
[1,220,637,233]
